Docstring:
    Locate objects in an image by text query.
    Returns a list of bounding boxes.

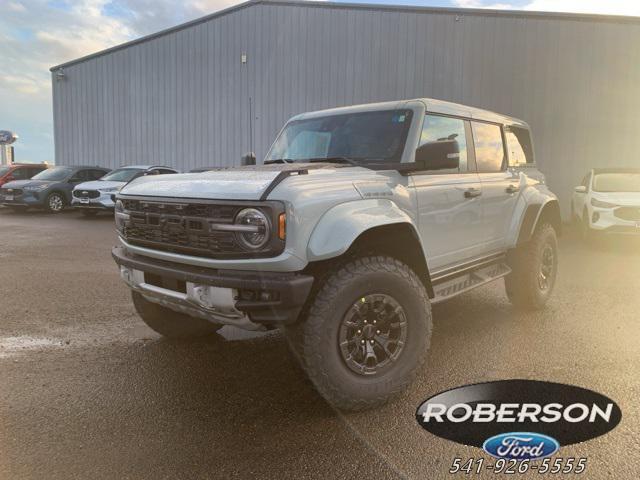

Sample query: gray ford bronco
[112,98,561,410]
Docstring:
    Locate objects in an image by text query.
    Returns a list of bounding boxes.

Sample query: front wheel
[505,223,558,310]
[45,192,65,213]
[284,256,432,411]
[132,292,223,339]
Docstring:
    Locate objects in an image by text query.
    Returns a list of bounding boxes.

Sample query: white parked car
[572,168,640,237]
[72,165,178,215]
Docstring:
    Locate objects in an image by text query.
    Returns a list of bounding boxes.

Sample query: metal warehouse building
[50,0,640,217]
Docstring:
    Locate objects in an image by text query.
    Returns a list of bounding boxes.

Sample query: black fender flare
[516,200,562,245]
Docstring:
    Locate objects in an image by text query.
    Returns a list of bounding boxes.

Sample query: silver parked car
[112,98,561,410]
[72,165,178,215]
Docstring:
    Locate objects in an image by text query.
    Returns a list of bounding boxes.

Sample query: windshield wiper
[305,156,362,167]
[264,158,294,165]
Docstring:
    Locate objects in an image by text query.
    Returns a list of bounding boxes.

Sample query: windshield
[266,109,413,164]
[0,167,10,177]
[100,168,145,182]
[593,173,640,193]
[31,167,74,181]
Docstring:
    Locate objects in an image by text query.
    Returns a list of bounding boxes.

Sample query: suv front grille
[122,199,237,220]
[120,198,284,259]
[124,223,239,257]
[74,190,100,199]
[1,188,23,196]
[614,207,640,222]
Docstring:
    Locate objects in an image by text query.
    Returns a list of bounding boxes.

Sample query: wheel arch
[306,200,433,297]
[47,189,69,202]
[516,199,562,246]
[346,223,434,298]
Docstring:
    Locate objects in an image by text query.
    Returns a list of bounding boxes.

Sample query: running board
[431,258,511,304]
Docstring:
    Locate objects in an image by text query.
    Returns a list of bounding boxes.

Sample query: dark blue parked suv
[0,165,110,213]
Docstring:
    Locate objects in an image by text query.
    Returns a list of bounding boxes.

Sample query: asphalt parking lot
[0,208,638,479]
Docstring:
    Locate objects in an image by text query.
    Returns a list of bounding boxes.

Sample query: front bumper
[72,192,115,210]
[590,207,640,235]
[0,191,44,207]
[112,245,314,329]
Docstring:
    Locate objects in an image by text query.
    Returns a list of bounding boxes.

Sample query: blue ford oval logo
[483,432,559,460]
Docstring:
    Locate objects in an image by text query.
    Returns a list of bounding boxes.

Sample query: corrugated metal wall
[51,0,640,217]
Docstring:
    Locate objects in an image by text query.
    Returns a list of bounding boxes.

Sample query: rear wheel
[45,192,65,213]
[505,223,558,310]
[283,256,432,411]
[132,291,223,339]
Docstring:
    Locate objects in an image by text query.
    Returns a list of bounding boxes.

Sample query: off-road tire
[505,223,558,310]
[132,291,222,339]
[284,256,432,411]
[45,192,65,213]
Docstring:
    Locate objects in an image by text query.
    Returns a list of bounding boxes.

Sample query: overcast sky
[2,0,639,164]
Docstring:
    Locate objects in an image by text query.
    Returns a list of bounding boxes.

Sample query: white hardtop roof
[291,98,530,128]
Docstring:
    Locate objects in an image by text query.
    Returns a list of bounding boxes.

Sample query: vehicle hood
[74,180,125,191]
[1,179,53,189]
[592,191,640,206]
[119,163,347,200]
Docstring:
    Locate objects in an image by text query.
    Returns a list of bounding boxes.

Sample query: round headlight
[235,208,270,250]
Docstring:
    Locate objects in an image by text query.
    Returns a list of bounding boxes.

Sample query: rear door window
[72,170,90,182]
[472,122,506,173]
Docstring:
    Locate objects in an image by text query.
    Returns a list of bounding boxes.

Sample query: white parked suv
[72,165,178,215]
[572,168,640,238]
[112,98,561,410]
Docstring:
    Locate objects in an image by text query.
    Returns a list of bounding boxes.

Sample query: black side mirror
[241,152,256,166]
[415,139,460,171]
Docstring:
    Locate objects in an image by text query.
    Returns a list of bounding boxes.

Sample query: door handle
[506,184,520,194]
[464,188,482,199]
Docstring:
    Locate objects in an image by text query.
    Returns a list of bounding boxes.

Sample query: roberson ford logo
[415,380,621,458]
[482,432,559,460]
